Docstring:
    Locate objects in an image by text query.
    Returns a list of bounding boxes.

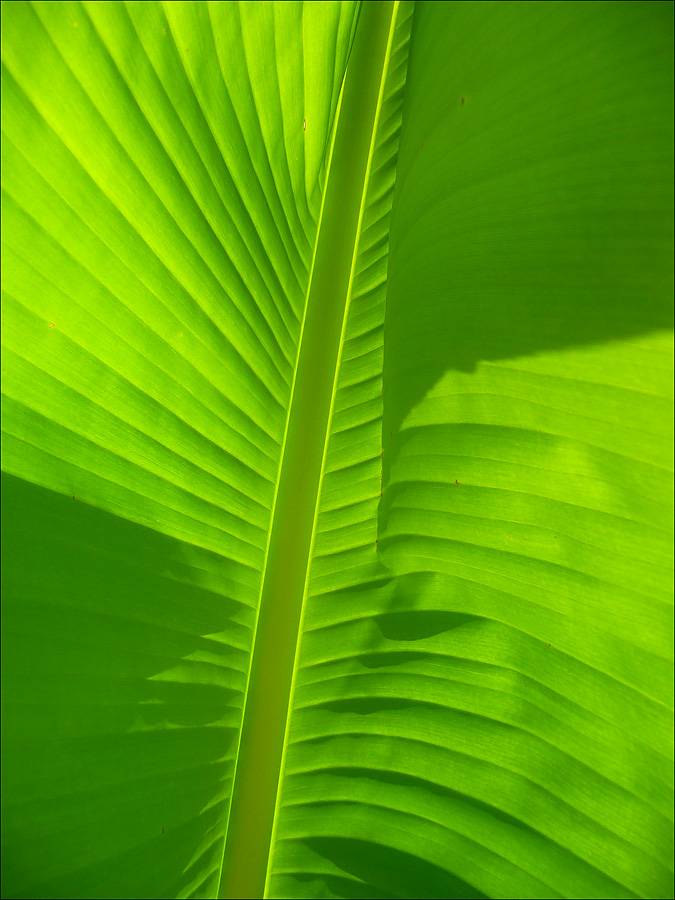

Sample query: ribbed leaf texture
[1,2,673,899]
[2,2,357,896]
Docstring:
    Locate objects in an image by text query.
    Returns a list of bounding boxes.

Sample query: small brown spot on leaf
[455,479,460,485]
[461,97,465,106]
[49,323,55,328]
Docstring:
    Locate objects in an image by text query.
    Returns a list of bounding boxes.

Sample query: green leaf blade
[1,2,361,896]
[268,2,674,899]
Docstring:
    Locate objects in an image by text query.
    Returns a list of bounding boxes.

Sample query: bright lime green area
[2,2,673,899]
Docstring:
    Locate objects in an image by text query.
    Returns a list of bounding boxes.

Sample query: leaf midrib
[216,4,398,897]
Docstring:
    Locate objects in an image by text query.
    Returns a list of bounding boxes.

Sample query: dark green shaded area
[303,837,489,899]
[278,871,392,900]
[1,473,242,899]
[373,609,478,641]
[384,0,674,449]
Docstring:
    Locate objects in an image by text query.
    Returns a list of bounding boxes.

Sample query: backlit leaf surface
[2,2,672,899]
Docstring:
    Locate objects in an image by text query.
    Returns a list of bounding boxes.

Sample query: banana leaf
[1,2,673,898]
